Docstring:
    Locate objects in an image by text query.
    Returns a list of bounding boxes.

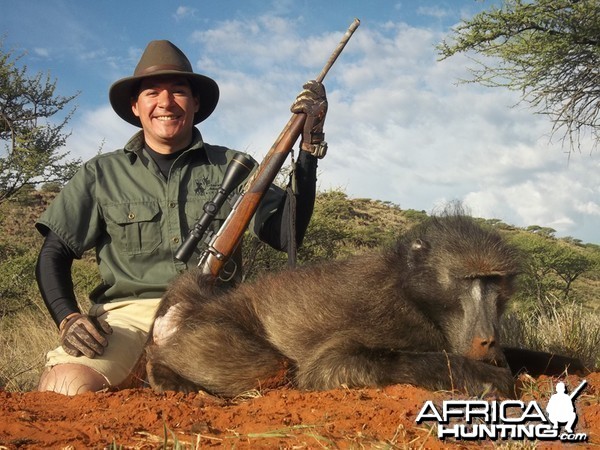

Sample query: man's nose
[157,90,175,107]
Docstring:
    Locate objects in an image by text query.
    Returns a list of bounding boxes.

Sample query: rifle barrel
[569,380,587,400]
[201,18,361,278]
[316,18,360,83]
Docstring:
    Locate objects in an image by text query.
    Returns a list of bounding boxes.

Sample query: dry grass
[0,309,57,391]
[502,296,600,369]
[1,190,599,392]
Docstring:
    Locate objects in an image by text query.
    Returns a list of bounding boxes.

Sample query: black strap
[286,155,298,268]
[257,150,317,253]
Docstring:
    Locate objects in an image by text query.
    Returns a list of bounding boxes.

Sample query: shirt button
[169,202,177,208]
[128,212,135,220]
[172,237,180,244]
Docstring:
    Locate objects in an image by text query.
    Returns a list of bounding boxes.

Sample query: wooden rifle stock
[200,19,360,279]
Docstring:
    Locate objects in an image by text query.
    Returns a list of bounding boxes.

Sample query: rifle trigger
[219,259,237,282]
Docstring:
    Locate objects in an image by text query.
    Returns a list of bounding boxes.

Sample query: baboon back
[147,214,519,397]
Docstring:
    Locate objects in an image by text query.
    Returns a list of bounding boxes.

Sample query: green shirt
[36,128,283,302]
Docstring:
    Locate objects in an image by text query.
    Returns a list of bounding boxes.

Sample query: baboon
[146,212,529,397]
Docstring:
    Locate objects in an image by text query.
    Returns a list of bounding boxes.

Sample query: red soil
[0,372,598,449]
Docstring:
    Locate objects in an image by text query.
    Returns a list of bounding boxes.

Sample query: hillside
[1,187,598,383]
[0,189,599,448]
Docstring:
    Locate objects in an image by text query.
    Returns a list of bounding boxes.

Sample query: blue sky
[2,0,599,243]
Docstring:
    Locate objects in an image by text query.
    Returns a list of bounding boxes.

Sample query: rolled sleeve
[36,161,101,258]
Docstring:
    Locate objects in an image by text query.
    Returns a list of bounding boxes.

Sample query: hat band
[138,64,190,76]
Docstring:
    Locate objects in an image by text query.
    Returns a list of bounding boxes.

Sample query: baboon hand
[479,365,515,399]
[146,359,199,394]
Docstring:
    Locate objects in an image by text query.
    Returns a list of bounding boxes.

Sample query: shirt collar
[124,128,219,164]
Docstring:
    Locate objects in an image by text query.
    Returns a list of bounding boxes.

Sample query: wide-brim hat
[109,40,219,127]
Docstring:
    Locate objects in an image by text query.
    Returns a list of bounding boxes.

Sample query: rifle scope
[175,153,254,263]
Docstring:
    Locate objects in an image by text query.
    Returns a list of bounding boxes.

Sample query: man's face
[131,75,200,153]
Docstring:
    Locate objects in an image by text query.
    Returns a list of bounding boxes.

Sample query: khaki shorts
[45,298,161,387]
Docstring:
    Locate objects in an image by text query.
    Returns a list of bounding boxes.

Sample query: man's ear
[131,98,140,118]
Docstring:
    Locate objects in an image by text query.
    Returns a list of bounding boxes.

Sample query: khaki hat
[109,40,219,127]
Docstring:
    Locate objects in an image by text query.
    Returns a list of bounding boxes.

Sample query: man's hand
[59,313,113,358]
[290,80,328,158]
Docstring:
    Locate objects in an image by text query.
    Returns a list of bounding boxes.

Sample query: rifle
[568,380,587,401]
[176,18,360,279]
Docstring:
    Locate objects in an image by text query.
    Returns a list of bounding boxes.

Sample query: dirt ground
[0,372,598,449]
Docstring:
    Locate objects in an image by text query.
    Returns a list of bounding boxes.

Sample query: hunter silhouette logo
[546,380,586,434]
[416,379,588,442]
[194,176,211,195]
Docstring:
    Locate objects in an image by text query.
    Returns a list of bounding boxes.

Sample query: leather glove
[59,313,113,358]
[290,80,328,158]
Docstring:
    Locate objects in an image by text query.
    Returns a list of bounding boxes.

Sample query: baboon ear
[411,238,429,252]
[407,238,430,268]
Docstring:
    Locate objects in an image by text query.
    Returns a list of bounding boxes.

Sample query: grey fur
[146,213,520,397]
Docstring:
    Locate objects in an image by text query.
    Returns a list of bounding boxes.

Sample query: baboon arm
[296,338,515,397]
[146,358,202,394]
[389,352,515,397]
[502,347,587,377]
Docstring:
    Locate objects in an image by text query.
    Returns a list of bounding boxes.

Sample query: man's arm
[258,80,326,251]
[258,150,318,251]
[36,230,113,357]
[35,230,80,328]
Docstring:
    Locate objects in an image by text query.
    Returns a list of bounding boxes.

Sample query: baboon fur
[146,212,522,397]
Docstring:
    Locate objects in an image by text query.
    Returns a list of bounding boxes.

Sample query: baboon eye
[482,275,503,283]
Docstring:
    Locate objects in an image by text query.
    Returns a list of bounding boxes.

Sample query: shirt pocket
[104,202,162,255]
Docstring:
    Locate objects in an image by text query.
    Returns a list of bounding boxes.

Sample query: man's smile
[154,115,181,121]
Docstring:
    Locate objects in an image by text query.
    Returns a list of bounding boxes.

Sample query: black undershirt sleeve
[35,230,79,328]
[259,150,318,251]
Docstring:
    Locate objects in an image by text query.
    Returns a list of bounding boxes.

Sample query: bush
[0,246,39,317]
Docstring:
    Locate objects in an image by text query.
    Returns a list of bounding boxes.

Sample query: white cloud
[417,6,451,20]
[464,154,600,237]
[59,13,600,243]
[67,105,137,161]
[34,48,50,58]
[206,17,596,241]
[173,6,197,22]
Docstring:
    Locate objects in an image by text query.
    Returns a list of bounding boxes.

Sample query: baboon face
[449,274,515,364]
[400,216,519,365]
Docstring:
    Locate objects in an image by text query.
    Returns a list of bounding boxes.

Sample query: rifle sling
[286,155,298,268]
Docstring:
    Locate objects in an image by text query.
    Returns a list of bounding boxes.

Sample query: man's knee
[38,363,109,395]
